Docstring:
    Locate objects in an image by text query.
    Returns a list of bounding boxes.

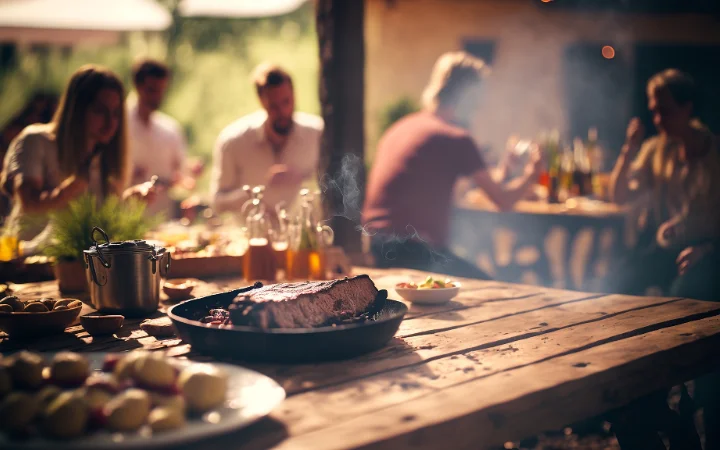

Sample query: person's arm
[657,153,720,249]
[471,155,540,212]
[15,173,88,214]
[210,136,248,213]
[3,132,88,214]
[610,118,646,204]
[172,126,188,186]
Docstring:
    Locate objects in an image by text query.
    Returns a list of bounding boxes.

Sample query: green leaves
[44,194,161,262]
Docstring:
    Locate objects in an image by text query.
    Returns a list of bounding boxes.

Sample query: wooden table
[3,268,720,449]
[452,195,630,291]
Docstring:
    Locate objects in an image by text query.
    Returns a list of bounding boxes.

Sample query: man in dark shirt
[362,51,543,279]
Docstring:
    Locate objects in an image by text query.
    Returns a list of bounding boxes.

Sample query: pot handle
[160,252,172,278]
[86,253,107,286]
[91,227,111,268]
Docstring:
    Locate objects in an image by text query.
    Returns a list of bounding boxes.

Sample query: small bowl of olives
[0,296,83,338]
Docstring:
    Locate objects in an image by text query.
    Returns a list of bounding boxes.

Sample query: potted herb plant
[45,194,158,293]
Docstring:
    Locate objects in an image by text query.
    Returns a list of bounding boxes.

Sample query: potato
[134,354,177,389]
[178,364,228,412]
[113,351,149,381]
[150,393,185,412]
[148,406,185,432]
[49,352,90,386]
[43,391,89,439]
[35,385,62,410]
[82,387,114,411]
[104,389,151,431]
[6,351,45,389]
[0,392,38,432]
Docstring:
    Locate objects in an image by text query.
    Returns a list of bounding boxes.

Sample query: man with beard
[210,63,323,212]
[127,59,188,217]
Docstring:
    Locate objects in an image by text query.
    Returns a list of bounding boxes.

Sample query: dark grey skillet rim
[166,290,408,335]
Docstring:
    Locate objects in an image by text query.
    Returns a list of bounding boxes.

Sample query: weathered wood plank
[262,297,720,440]
[272,313,720,450]
[256,294,689,395]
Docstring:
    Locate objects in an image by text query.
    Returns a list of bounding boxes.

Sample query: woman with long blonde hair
[1,64,154,242]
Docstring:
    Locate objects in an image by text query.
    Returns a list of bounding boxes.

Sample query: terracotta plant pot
[53,260,88,294]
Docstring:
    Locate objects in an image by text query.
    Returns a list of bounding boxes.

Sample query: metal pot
[84,227,170,317]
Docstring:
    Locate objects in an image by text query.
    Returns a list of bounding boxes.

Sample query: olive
[0,296,23,312]
[23,302,49,313]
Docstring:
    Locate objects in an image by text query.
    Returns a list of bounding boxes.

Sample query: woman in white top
[1,64,154,242]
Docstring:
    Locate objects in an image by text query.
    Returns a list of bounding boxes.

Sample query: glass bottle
[241,186,277,282]
[287,189,334,280]
[544,130,561,204]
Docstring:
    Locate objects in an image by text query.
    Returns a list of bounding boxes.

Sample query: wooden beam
[316,0,366,255]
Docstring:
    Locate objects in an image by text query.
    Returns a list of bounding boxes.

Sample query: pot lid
[86,239,165,255]
[84,227,165,255]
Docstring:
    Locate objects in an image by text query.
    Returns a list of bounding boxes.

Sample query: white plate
[394,284,461,305]
[1,353,286,449]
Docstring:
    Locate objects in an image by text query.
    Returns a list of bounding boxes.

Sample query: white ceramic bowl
[394,283,461,305]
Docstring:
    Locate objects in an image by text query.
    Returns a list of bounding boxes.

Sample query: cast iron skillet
[167,282,408,363]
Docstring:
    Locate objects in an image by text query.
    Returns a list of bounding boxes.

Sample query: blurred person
[362,51,543,280]
[0,92,59,222]
[0,116,25,224]
[608,69,720,301]
[607,68,720,450]
[127,59,190,218]
[210,62,323,213]
[0,64,156,243]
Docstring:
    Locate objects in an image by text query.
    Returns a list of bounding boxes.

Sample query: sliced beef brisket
[228,275,381,329]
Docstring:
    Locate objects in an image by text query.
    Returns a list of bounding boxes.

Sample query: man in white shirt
[127,59,188,217]
[210,63,323,213]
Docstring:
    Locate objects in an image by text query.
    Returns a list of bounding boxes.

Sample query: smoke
[318,154,449,267]
[376,225,450,266]
[319,153,363,224]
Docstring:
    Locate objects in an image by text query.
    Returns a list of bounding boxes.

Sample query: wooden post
[316,0,366,256]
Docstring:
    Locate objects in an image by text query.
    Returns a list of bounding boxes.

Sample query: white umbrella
[0,0,172,45]
[179,0,307,18]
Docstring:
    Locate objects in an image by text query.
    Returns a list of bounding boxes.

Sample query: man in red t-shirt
[362,51,543,279]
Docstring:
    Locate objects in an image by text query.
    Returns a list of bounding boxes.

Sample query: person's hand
[188,158,205,178]
[524,144,545,178]
[178,175,197,191]
[676,243,714,275]
[266,164,304,187]
[656,217,685,248]
[625,117,645,156]
[63,174,90,200]
[123,180,158,204]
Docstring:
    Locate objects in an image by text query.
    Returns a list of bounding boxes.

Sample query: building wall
[364,0,720,162]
